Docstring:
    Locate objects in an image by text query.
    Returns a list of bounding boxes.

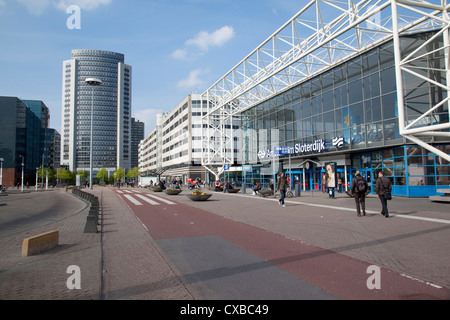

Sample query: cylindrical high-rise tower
[61,49,132,174]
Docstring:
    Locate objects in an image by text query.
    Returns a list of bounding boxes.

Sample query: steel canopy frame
[202,0,450,175]
[392,0,450,162]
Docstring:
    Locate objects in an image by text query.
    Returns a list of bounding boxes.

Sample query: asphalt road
[114,188,450,300]
[0,190,87,238]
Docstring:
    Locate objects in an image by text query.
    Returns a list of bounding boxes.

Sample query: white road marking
[144,193,176,205]
[123,195,143,206]
[135,194,160,205]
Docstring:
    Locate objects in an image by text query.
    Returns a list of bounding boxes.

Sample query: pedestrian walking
[277,172,287,207]
[351,171,368,217]
[375,172,392,218]
[337,174,343,193]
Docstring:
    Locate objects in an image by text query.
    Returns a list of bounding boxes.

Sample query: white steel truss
[202,0,450,175]
[392,0,450,161]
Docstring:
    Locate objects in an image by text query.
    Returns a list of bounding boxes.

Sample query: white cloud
[177,69,209,90]
[186,25,235,51]
[171,48,188,60]
[171,25,235,60]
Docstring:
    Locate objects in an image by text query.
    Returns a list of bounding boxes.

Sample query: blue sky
[0,0,306,135]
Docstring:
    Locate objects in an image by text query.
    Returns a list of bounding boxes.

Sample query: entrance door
[311,171,321,191]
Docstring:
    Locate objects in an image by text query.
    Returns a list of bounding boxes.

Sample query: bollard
[83,215,98,233]
[89,205,99,220]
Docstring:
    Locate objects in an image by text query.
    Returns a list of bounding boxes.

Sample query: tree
[97,168,108,183]
[77,170,88,179]
[57,168,72,184]
[126,167,140,179]
[114,168,125,181]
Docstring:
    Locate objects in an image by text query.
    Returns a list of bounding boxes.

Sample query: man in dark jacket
[351,171,368,217]
[375,172,392,218]
[277,172,288,207]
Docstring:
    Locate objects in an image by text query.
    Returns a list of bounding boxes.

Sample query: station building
[240,31,450,197]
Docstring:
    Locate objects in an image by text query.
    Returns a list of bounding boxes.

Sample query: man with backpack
[351,171,368,217]
[375,171,392,218]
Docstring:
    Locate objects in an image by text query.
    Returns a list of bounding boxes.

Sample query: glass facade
[0,97,47,186]
[241,31,450,197]
[352,145,450,197]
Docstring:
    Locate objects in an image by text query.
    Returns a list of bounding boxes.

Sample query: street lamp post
[19,155,24,192]
[0,158,4,192]
[41,153,44,189]
[85,77,102,190]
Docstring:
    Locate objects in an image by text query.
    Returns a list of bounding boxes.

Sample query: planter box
[164,189,182,195]
[150,187,162,192]
[259,190,273,197]
[186,194,212,201]
[227,188,240,193]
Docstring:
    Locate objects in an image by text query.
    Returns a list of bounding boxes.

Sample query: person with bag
[375,172,392,218]
[277,172,288,207]
[351,171,368,217]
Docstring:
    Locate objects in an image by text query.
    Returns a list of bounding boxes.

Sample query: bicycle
[286,187,294,198]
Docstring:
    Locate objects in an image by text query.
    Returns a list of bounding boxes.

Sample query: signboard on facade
[258,137,344,160]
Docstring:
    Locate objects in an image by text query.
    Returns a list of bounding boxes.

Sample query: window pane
[302,118,312,137]
[384,119,402,142]
[363,72,380,99]
[335,108,343,130]
[379,42,394,69]
[322,90,334,112]
[301,99,311,118]
[348,58,362,81]
[380,68,396,94]
[437,175,450,185]
[351,125,366,148]
[312,114,323,135]
[350,102,364,126]
[349,79,363,104]
[334,85,348,108]
[324,111,335,132]
[333,65,347,84]
[382,93,397,120]
[311,95,322,116]
[365,97,382,123]
[366,122,383,146]
[362,50,379,76]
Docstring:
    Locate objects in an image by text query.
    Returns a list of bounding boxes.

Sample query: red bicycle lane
[116,190,450,300]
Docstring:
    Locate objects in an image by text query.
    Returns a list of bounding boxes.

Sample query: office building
[0,97,60,186]
[61,49,132,174]
[131,118,144,169]
[139,94,240,183]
